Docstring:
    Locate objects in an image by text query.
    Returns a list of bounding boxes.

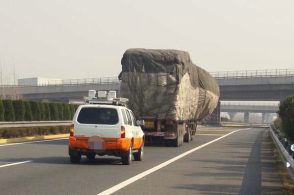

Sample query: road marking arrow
[287,162,290,168]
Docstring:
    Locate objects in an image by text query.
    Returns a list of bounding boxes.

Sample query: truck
[118,48,220,147]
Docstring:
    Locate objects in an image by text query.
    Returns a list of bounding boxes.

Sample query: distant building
[18,77,62,86]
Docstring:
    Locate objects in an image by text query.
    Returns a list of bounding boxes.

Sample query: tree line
[276,95,294,140]
[0,99,79,121]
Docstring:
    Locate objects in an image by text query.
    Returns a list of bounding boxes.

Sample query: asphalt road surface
[0,126,283,195]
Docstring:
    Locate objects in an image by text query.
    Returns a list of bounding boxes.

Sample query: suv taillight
[121,126,125,138]
[70,124,74,136]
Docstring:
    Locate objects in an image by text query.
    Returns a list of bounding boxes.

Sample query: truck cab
[68,91,145,165]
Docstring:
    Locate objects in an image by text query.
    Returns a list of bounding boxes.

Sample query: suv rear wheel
[121,143,132,165]
[70,155,81,164]
[86,154,95,160]
[134,142,144,161]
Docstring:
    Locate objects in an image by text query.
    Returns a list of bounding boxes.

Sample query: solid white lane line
[97,128,250,195]
[0,160,33,168]
[0,138,68,147]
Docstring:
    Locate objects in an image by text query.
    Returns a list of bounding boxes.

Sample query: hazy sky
[0,0,293,80]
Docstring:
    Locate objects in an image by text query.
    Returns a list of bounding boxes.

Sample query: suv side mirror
[136,120,145,126]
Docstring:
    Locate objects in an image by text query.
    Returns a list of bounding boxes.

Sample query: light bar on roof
[108,98,129,103]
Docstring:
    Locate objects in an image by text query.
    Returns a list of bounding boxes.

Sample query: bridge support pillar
[244,112,249,123]
[228,112,237,121]
[262,113,265,123]
[265,113,270,123]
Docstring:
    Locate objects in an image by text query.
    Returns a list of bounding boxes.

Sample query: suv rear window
[77,107,118,125]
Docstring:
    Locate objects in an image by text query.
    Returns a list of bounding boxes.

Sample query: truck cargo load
[119,48,219,120]
[118,48,220,147]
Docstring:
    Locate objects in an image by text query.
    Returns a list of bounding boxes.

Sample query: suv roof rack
[85,98,129,107]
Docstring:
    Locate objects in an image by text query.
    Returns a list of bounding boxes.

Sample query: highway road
[0,126,282,195]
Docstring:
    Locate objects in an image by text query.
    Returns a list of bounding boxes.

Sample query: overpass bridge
[221,102,279,113]
[220,102,279,123]
[0,78,120,103]
[0,69,293,103]
[212,69,294,101]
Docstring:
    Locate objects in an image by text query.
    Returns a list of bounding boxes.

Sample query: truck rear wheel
[191,123,197,141]
[165,139,171,147]
[173,135,180,147]
[173,124,183,147]
[184,130,191,143]
[180,135,184,146]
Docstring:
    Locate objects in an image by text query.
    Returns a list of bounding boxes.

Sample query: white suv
[69,98,145,165]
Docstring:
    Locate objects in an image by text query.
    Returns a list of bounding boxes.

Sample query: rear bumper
[144,132,176,139]
[69,147,123,157]
[68,136,132,152]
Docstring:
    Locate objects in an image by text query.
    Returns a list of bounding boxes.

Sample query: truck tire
[184,129,191,143]
[134,142,144,161]
[173,125,183,147]
[165,139,171,147]
[70,155,81,164]
[181,135,184,146]
[190,123,197,141]
[121,143,132,165]
[173,135,181,147]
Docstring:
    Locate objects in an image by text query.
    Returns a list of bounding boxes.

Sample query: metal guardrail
[0,121,71,128]
[210,69,294,79]
[270,124,294,181]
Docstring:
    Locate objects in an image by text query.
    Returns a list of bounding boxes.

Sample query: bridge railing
[0,77,121,87]
[1,69,294,87]
[61,77,120,85]
[221,102,279,106]
[210,69,294,79]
